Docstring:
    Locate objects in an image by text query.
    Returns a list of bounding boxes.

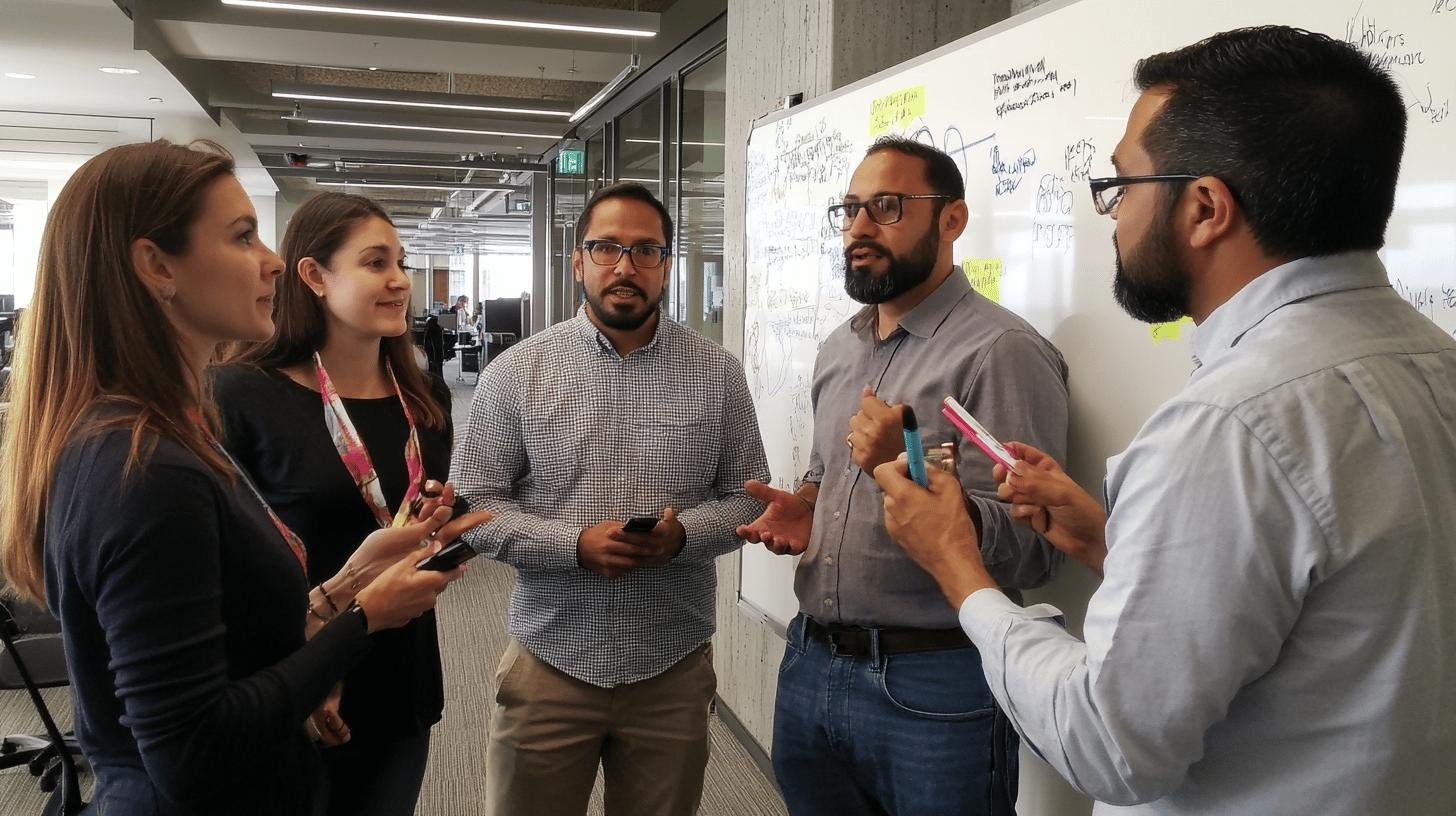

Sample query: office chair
[0,598,86,815]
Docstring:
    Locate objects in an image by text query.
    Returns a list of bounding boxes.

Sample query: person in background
[452,182,769,816]
[0,140,464,816]
[422,315,444,378]
[738,137,1068,816]
[874,26,1456,815]
[215,191,489,816]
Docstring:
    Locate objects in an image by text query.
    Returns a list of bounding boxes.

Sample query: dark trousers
[314,732,432,816]
[772,614,1018,816]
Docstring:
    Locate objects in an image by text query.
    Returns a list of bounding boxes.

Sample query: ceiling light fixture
[626,138,724,147]
[272,89,571,118]
[98,66,140,75]
[304,117,558,140]
[318,181,513,192]
[3,72,36,80]
[569,55,640,123]
[219,0,656,38]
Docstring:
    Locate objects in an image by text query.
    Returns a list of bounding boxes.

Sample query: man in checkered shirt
[452,181,769,816]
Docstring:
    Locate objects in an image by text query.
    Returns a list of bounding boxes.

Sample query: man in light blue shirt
[872,26,1456,815]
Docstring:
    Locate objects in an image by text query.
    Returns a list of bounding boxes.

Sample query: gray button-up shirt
[798,269,1069,628]
[453,309,769,687]
[961,252,1456,814]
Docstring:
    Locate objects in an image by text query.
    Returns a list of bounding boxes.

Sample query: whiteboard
[739,0,1456,628]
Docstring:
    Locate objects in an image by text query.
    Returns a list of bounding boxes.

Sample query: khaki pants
[486,639,717,816]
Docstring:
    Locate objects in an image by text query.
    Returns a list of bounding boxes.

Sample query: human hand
[307,682,350,747]
[608,508,686,567]
[736,480,814,555]
[346,507,453,589]
[353,541,464,633]
[994,442,1108,576]
[578,520,654,578]
[874,458,995,608]
[848,386,907,473]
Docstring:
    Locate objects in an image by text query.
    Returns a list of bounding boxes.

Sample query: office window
[674,49,726,344]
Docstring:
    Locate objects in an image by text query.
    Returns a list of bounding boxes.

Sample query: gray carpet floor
[0,360,787,815]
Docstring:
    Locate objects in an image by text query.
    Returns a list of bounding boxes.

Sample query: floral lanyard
[314,352,425,529]
[194,413,309,575]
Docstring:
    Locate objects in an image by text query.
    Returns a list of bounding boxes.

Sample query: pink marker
[941,396,1023,475]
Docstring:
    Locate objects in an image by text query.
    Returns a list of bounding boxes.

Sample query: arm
[960,329,1070,589]
[90,464,370,804]
[959,404,1314,804]
[675,362,772,563]
[450,359,580,572]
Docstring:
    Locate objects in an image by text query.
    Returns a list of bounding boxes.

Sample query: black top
[211,364,453,743]
[45,411,373,815]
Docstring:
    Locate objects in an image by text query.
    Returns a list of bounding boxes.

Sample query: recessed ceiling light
[148,96,164,103]
[4,72,36,80]
[219,0,656,37]
[367,66,378,71]
[272,89,571,118]
[303,117,558,140]
[318,181,512,192]
[99,66,141,75]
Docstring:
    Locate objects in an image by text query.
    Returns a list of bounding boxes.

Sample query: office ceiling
[116,0,681,249]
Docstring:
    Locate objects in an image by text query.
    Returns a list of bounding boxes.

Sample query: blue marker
[902,406,929,487]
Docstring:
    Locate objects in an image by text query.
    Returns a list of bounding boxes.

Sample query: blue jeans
[772,614,1018,816]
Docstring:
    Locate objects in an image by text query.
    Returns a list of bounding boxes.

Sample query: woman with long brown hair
[214,191,481,815]
[0,140,466,815]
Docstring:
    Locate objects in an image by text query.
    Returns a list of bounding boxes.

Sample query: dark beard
[1112,204,1191,324]
[584,281,659,331]
[843,224,939,304]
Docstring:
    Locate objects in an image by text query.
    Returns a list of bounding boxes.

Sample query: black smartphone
[415,540,478,571]
[623,516,659,533]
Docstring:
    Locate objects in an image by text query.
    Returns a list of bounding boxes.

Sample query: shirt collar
[1191,251,1390,368]
[572,302,669,358]
[850,267,972,340]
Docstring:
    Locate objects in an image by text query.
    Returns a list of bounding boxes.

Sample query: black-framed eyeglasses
[580,239,671,268]
[826,193,953,231]
[1088,175,1199,215]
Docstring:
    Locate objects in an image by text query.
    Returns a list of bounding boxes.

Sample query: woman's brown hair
[1,140,237,604]
[230,192,445,429]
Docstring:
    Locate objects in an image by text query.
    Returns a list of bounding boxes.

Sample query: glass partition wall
[544,39,727,346]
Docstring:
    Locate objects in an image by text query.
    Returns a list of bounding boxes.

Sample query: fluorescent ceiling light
[220,0,655,37]
[319,181,512,192]
[273,90,571,118]
[570,55,640,123]
[304,118,557,140]
[98,66,140,75]
[626,138,724,147]
[4,73,37,80]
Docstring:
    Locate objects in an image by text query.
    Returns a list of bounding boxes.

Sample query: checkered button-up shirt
[453,308,769,687]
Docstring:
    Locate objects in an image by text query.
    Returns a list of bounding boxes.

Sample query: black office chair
[0,598,86,815]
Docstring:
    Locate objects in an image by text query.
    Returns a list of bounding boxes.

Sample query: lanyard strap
[194,417,309,576]
[314,352,425,528]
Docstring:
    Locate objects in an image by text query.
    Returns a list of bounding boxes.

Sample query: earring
[158,283,176,304]
[313,289,324,297]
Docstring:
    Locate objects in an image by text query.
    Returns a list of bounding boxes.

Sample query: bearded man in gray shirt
[739,137,1069,815]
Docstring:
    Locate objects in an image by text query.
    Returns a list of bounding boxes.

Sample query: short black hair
[1134,25,1406,257]
[574,181,674,248]
[863,136,965,201]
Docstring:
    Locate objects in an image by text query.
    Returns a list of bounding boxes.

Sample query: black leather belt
[803,616,970,657]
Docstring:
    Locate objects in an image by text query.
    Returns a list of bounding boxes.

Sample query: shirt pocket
[626,418,714,502]
[520,411,584,492]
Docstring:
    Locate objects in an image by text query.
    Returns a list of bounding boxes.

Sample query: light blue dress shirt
[959,252,1456,814]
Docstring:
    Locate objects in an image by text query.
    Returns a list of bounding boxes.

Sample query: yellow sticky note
[962,258,1004,303]
[1149,316,1194,344]
[869,86,926,136]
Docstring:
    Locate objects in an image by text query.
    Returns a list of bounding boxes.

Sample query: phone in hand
[623,516,659,534]
[415,540,478,571]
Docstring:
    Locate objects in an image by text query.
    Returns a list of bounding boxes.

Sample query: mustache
[604,281,648,297]
[844,240,893,260]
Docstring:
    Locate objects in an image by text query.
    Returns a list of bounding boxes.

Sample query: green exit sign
[557,149,585,175]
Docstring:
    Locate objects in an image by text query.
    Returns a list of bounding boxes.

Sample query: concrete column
[530,173,549,334]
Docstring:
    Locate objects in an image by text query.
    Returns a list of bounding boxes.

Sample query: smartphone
[415,540,478,571]
[623,516,659,533]
[941,396,1022,475]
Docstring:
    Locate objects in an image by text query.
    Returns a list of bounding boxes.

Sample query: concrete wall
[718,1,1092,814]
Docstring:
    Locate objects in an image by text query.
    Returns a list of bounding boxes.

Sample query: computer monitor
[436,311,458,331]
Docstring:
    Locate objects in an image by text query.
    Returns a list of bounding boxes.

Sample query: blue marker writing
[902,406,929,487]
